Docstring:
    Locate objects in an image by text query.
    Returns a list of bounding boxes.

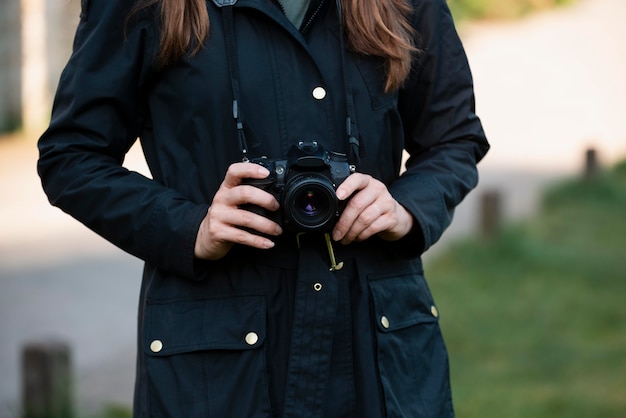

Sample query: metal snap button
[380,316,390,329]
[312,86,326,100]
[245,332,259,346]
[431,305,439,318]
[313,283,323,292]
[150,340,163,353]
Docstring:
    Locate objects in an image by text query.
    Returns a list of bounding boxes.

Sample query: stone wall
[46,0,81,98]
[0,0,80,134]
[0,0,22,132]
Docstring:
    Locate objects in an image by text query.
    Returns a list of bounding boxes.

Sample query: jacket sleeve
[37,0,209,278]
[389,0,490,256]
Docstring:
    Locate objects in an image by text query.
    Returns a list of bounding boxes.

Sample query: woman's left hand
[332,173,414,244]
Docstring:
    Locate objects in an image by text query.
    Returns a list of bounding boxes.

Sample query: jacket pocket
[143,294,271,417]
[368,273,453,418]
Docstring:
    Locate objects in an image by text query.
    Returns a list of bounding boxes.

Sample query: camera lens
[284,174,338,231]
[296,188,328,216]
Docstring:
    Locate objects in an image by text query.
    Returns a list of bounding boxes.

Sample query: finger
[201,209,277,255]
[339,201,388,244]
[332,188,378,241]
[352,216,395,243]
[223,162,271,188]
[215,224,277,250]
[212,180,279,211]
[349,200,413,243]
[210,201,282,236]
[377,202,415,241]
[232,184,280,211]
[335,173,370,201]
[232,208,283,236]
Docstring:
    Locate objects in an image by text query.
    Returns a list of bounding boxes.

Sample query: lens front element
[284,174,338,231]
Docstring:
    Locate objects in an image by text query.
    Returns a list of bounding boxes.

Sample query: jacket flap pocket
[145,294,265,356]
[369,273,438,332]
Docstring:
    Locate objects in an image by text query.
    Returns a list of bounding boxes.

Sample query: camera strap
[221,0,362,166]
[222,6,250,162]
[334,0,362,167]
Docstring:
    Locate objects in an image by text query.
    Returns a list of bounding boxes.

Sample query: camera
[242,141,353,233]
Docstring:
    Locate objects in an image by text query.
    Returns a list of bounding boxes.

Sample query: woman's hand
[194,162,282,261]
[332,173,414,245]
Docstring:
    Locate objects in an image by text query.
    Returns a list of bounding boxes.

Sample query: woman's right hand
[194,162,282,261]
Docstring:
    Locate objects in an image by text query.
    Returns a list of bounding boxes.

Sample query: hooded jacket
[38,0,489,416]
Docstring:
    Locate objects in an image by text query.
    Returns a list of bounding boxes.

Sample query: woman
[38,0,489,416]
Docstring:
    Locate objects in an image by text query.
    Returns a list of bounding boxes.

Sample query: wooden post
[21,341,74,418]
[584,148,599,179]
[480,190,502,239]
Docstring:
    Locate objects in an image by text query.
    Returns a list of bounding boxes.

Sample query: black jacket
[38,0,489,416]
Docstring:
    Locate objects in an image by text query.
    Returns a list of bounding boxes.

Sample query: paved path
[465,0,626,172]
[1,0,625,415]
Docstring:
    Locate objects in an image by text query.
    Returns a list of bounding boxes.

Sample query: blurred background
[1,0,625,416]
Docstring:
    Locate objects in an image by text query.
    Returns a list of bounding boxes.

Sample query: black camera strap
[334,0,361,167]
[221,0,362,166]
[222,6,250,161]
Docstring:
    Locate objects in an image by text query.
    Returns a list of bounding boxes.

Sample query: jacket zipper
[300,0,325,33]
[274,0,286,16]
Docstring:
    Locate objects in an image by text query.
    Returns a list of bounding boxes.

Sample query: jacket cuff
[147,195,210,279]
[382,218,426,259]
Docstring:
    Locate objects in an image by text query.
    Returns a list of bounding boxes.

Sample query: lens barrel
[283,173,338,231]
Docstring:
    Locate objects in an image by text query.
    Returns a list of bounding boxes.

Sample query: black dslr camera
[242,141,353,233]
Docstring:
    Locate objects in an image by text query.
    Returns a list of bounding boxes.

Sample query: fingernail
[259,167,270,177]
[336,189,346,200]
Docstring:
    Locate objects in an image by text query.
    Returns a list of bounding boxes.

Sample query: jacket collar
[213,0,328,33]
[212,0,332,59]
[212,0,237,6]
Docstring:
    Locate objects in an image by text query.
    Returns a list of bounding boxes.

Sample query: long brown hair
[134,0,416,92]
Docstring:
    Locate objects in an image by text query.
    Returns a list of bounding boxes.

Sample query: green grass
[88,404,132,418]
[426,162,626,417]
[447,0,576,21]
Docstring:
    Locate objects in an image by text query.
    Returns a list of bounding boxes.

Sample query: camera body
[242,141,353,233]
